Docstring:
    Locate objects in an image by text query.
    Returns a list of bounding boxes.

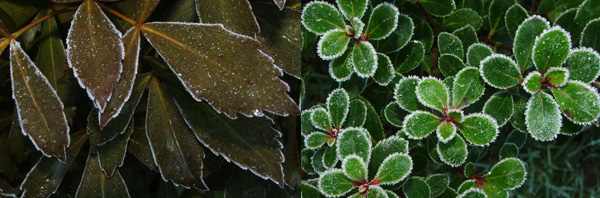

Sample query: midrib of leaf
[100,171,106,198]
[553,87,594,117]
[136,0,152,24]
[218,0,231,28]
[44,18,58,89]
[367,18,387,36]
[455,79,474,107]
[491,66,520,81]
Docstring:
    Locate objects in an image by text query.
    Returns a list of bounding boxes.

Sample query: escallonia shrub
[301,0,600,197]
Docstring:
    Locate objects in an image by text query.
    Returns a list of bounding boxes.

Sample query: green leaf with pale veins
[373,53,395,86]
[365,3,399,40]
[75,151,130,197]
[580,18,600,52]
[336,0,367,20]
[353,41,378,77]
[453,25,478,54]
[301,2,346,34]
[437,135,467,166]
[488,0,516,35]
[141,22,299,118]
[328,88,350,128]
[438,32,464,59]
[565,47,600,83]
[480,54,522,89]
[459,113,499,146]
[392,41,425,73]
[395,76,423,112]
[483,91,514,126]
[438,53,466,77]
[514,15,550,71]
[10,40,69,162]
[452,67,484,109]
[376,13,414,54]
[375,153,412,185]
[329,50,354,82]
[486,157,526,190]
[319,169,355,197]
[545,67,569,87]
[318,29,351,60]
[347,99,367,127]
[146,78,207,189]
[574,0,600,26]
[403,177,431,198]
[420,0,456,17]
[342,155,367,181]
[523,71,543,93]
[305,132,329,149]
[533,27,571,73]
[67,0,124,111]
[417,77,449,112]
[554,8,583,43]
[19,131,87,198]
[195,0,259,36]
[444,9,482,31]
[526,91,561,141]
[504,4,528,39]
[403,111,440,139]
[337,128,372,163]
[426,174,449,197]
[551,81,600,124]
[311,107,331,131]
[437,121,456,142]
[96,119,134,178]
[467,43,493,67]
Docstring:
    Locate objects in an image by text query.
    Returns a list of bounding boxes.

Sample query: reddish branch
[478,36,513,52]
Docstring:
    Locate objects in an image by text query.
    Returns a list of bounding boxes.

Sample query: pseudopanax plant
[0,0,301,197]
[301,0,600,197]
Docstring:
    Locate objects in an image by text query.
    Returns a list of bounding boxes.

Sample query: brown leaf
[195,0,260,36]
[133,0,160,24]
[75,150,130,198]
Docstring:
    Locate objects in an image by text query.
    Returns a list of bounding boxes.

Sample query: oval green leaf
[466,43,493,67]
[437,135,468,167]
[486,157,526,190]
[566,47,600,83]
[459,113,499,146]
[375,153,412,185]
[483,91,514,126]
[336,0,367,20]
[551,81,600,124]
[337,128,372,163]
[301,2,346,34]
[365,3,399,40]
[353,41,378,77]
[420,0,456,17]
[514,15,550,71]
[342,155,367,181]
[417,77,449,111]
[403,111,440,139]
[533,27,571,73]
[444,8,482,31]
[318,169,355,197]
[438,53,466,77]
[318,29,351,60]
[328,88,350,129]
[452,67,485,109]
[526,91,561,141]
[480,54,522,89]
[438,32,464,59]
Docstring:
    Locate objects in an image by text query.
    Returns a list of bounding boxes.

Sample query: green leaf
[311,107,332,131]
[426,174,450,197]
[565,47,600,83]
[514,15,550,71]
[347,99,368,127]
[301,1,346,34]
[328,88,350,128]
[413,21,434,51]
[365,3,399,40]
[437,121,457,142]
[10,40,69,162]
[359,98,385,142]
[437,135,468,166]
[336,0,368,20]
[510,96,529,132]
[466,43,493,67]
[319,169,355,197]
[560,115,585,135]
[438,32,464,59]
[505,129,527,148]
[195,0,259,36]
[305,132,329,149]
[352,17,365,39]
[417,77,450,111]
[499,143,519,159]
[453,25,478,54]
[318,29,351,60]
[376,13,414,54]
[420,0,456,17]
[488,0,516,35]
[375,153,412,185]
[67,0,124,111]
[301,149,316,174]
[312,148,327,173]
[323,144,338,169]
[551,81,600,124]
[486,157,526,190]
[580,18,600,52]
[448,109,464,122]
[523,71,543,93]
[329,50,354,82]
[337,128,372,163]
[402,177,431,198]
[392,41,425,73]
[464,162,475,177]
[341,74,368,98]
[364,185,388,198]
[504,4,528,39]
[141,22,299,118]
[146,78,207,189]
[554,8,583,44]
[438,53,466,77]
[369,135,409,176]
[452,67,485,108]
[533,27,572,73]
[480,54,522,89]
[483,91,514,126]
[373,53,396,86]
[342,155,367,181]
[353,41,378,77]
[439,187,460,198]
[395,76,423,112]
[526,91,561,141]
[302,110,317,135]
[75,151,130,197]
[545,67,570,87]
[19,131,87,198]
[403,111,440,139]
[302,182,323,198]
[444,9,482,31]
[459,113,499,146]
[457,188,486,198]
[574,0,600,26]
[96,120,134,178]
[384,102,408,127]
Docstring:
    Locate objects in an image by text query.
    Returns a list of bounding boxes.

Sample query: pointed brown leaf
[99,27,140,128]
[10,40,70,162]
[140,22,299,118]
[128,127,158,171]
[146,77,208,190]
[133,0,160,24]
[195,0,260,36]
[75,151,130,198]
[273,0,287,10]
[66,0,125,112]
[96,119,134,178]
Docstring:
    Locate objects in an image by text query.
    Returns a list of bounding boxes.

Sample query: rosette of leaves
[0,0,300,197]
[301,0,401,85]
[457,158,527,197]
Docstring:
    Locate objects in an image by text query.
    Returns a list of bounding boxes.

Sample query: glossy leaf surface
[337,128,371,163]
[514,15,550,71]
[328,88,350,129]
[301,2,345,34]
[375,153,412,185]
[402,177,431,198]
[353,41,378,77]
[342,155,367,181]
[452,67,484,108]
[336,0,367,20]
[486,158,526,190]
[580,18,600,52]
[420,0,455,17]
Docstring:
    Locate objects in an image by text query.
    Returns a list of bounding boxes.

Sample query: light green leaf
[574,0,600,26]
[499,143,519,159]
[514,15,550,71]
[353,41,378,77]
[373,53,396,86]
[420,0,456,17]
[375,153,413,185]
[195,0,259,36]
[311,108,332,131]
[383,102,408,127]
[486,157,526,190]
[438,32,464,59]
[319,169,355,197]
[305,132,329,149]
[352,17,365,39]
[417,77,450,111]
[467,43,493,67]
[483,91,514,126]
[337,128,372,163]
[438,53,466,77]
[488,0,516,35]
[526,91,561,141]
[554,8,583,43]
[551,81,600,124]
[453,25,478,54]
[437,135,468,166]
[533,27,572,73]
[448,109,464,122]
[347,99,367,127]
[437,121,457,143]
[365,2,399,40]
[457,188,486,198]
[444,9,482,31]
[504,3,528,39]
[403,111,440,139]
[336,0,368,20]
[522,71,543,93]
[301,2,346,34]
[545,67,570,87]
[376,13,414,54]
[565,47,600,83]
[342,155,367,181]
[328,88,350,129]
[318,29,351,60]
[580,18,600,52]
[392,41,425,73]
[394,76,423,112]
[480,54,522,89]
[452,67,485,108]
[403,177,431,198]
[459,113,499,146]
[426,174,449,198]
[329,50,354,82]
[75,151,130,198]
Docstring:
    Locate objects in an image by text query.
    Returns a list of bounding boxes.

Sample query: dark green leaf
[444,9,482,31]
[346,99,367,127]
[301,149,316,174]
[480,54,522,89]
[75,151,130,197]
[459,113,499,146]
[373,53,395,86]
[383,102,408,127]
[420,0,456,17]
[311,107,331,131]
[336,0,368,20]
[376,14,414,54]
[365,3,399,40]
[329,50,354,82]
[505,129,527,148]
[403,111,440,139]
[305,132,329,149]
[318,29,351,60]
[369,135,409,178]
[323,144,338,169]
[417,77,449,111]
[504,4,528,39]
[565,47,600,83]
[426,174,449,197]
[453,25,478,54]
[452,67,485,109]
[439,53,466,77]
[437,135,468,166]
[312,148,327,173]
[438,32,464,59]
[392,41,425,73]
[580,18,600,54]
[533,27,571,73]
[301,2,345,34]
[395,76,423,112]
[486,157,526,190]
[526,91,561,141]
[545,67,569,87]
[555,8,583,43]
[514,15,550,71]
[483,91,514,126]
[457,188,486,198]
[353,41,378,77]
[413,21,434,51]
[359,98,385,142]
[510,96,528,132]
[96,120,134,178]
[337,128,371,163]
[319,169,355,197]
[328,88,350,128]
[375,153,412,185]
[499,143,518,159]
[551,81,600,124]
[402,177,431,198]
[301,182,323,198]
[560,115,585,135]
[574,0,600,26]
[195,0,259,36]
[467,43,493,67]
[488,0,516,35]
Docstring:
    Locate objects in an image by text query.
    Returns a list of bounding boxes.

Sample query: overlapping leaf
[195,0,259,36]
[75,151,130,197]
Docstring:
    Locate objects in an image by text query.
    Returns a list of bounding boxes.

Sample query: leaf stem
[98,3,137,26]
[12,6,79,39]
